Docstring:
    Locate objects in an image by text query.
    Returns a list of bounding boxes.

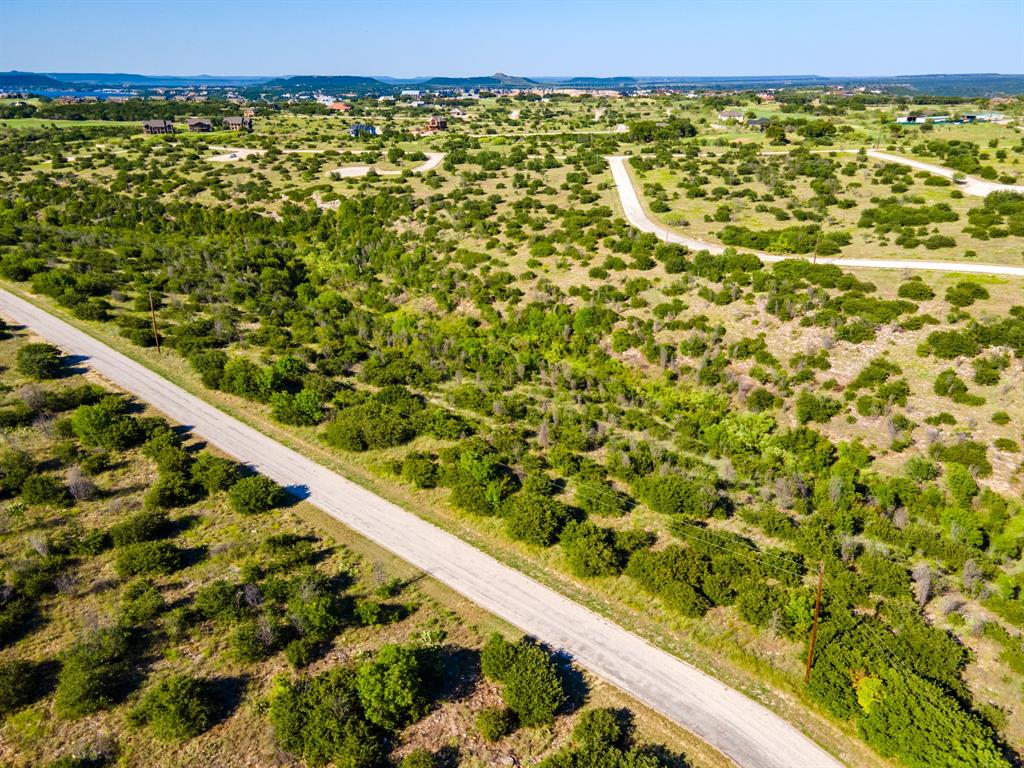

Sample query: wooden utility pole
[804,561,826,683]
[149,291,161,355]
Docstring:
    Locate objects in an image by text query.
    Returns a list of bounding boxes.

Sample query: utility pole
[149,291,161,355]
[804,561,826,683]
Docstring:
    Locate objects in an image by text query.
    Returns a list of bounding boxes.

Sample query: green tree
[16,343,63,379]
[130,674,214,742]
[228,475,284,515]
[355,644,430,730]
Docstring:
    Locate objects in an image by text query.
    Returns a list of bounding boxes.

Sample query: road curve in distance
[0,287,843,768]
[607,155,1024,277]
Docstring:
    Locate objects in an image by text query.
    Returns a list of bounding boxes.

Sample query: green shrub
[228,475,284,515]
[897,280,935,301]
[190,451,240,493]
[114,541,182,578]
[0,449,34,496]
[945,281,989,308]
[501,641,566,727]
[20,474,71,507]
[71,397,143,449]
[572,707,626,751]
[268,668,383,768]
[476,706,515,742]
[505,493,572,546]
[796,391,843,424]
[400,452,438,489]
[559,520,622,577]
[400,750,436,768]
[54,628,132,717]
[355,644,430,730]
[481,633,519,682]
[0,659,38,715]
[130,674,213,742]
[946,463,979,507]
[16,343,64,379]
[110,510,171,547]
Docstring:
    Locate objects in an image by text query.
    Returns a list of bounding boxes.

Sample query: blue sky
[1,0,1022,77]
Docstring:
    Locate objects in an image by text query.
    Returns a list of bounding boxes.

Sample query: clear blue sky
[1,0,1022,77]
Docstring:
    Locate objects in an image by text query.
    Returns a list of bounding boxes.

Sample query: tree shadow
[206,674,249,727]
[430,645,481,703]
[551,648,589,715]
[433,745,461,768]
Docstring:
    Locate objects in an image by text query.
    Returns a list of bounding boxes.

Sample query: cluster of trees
[2,105,1022,768]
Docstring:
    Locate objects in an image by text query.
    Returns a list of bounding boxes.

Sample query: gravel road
[608,155,1024,277]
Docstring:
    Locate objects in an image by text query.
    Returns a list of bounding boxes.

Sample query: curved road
[0,287,843,768]
[608,156,1024,278]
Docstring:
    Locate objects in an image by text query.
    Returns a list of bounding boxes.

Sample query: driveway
[0,287,843,768]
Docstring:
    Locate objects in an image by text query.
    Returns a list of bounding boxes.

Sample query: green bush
[559,520,623,577]
[355,644,430,730]
[54,628,132,717]
[400,750,437,768]
[476,706,515,741]
[505,493,572,546]
[228,475,284,515]
[114,541,182,578]
[191,451,240,493]
[109,510,171,547]
[501,641,566,727]
[268,667,384,767]
[71,397,143,449]
[0,449,34,496]
[897,280,935,301]
[572,707,625,752]
[0,659,38,715]
[20,474,72,507]
[400,452,438,489]
[945,281,989,308]
[130,674,213,742]
[16,343,64,379]
[796,391,843,424]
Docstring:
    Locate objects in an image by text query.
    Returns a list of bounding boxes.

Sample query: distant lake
[29,89,141,100]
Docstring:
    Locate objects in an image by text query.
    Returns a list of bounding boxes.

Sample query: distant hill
[420,72,539,87]
[0,71,71,88]
[262,75,386,89]
[49,72,271,87]
[562,76,639,86]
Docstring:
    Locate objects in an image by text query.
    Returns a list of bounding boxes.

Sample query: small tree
[16,343,64,379]
[356,644,429,730]
[228,475,284,515]
[130,674,213,741]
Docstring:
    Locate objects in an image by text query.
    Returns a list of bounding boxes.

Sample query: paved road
[608,156,1024,278]
[0,288,843,768]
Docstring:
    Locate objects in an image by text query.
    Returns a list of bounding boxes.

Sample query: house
[718,109,745,122]
[348,123,377,138]
[450,108,467,118]
[141,119,174,135]
[400,89,421,98]
[328,102,352,112]
[427,115,448,131]
[187,118,213,133]
[222,116,253,132]
[896,114,951,125]
[746,117,770,131]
